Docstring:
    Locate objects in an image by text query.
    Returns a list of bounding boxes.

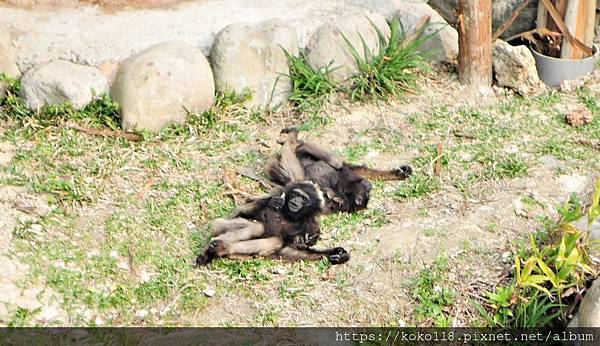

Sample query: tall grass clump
[283,49,337,114]
[344,18,431,102]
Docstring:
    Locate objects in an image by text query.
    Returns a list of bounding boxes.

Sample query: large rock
[568,279,600,327]
[396,1,458,63]
[492,40,545,95]
[0,25,20,100]
[306,13,390,83]
[20,60,109,110]
[111,41,215,132]
[211,19,298,109]
[428,0,538,39]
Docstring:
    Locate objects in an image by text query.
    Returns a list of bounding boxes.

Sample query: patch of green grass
[322,208,388,240]
[210,258,276,282]
[345,18,428,101]
[534,90,562,110]
[284,49,337,114]
[8,308,37,327]
[394,174,440,201]
[0,73,120,130]
[411,256,455,326]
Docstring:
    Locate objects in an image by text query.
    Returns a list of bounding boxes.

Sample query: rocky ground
[0,64,599,326]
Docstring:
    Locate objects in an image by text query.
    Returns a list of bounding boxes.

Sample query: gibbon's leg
[295,141,344,169]
[346,164,413,181]
[211,218,255,236]
[280,129,305,182]
[213,220,265,243]
[267,128,305,184]
[196,237,283,266]
[271,246,350,264]
[225,237,284,256]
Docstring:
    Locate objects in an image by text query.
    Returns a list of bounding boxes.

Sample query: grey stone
[306,13,390,83]
[0,25,19,100]
[396,1,459,63]
[492,40,545,95]
[428,0,538,39]
[0,282,21,305]
[211,19,299,109]
[0,256,18,277]
[569,279,600,327]
[15,296,42,311]
[20,60,109,110]
[111,41,215,132]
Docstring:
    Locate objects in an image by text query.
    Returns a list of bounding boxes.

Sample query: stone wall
[0,0,459,131]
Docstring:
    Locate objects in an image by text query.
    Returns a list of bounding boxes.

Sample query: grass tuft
[344,18,429,102]
[283,49,338,114]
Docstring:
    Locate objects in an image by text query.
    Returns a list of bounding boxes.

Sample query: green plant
[283,49,338,113]
[344,18,430,101]
[394,174,440,201]
[480,180,600,327]
[411,257,455,326]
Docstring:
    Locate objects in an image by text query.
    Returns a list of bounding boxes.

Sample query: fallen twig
[400,16,431,50]
[434,143,443,176]
[577,139,600,150]
[493,0,533,40]
[65,121,142,142]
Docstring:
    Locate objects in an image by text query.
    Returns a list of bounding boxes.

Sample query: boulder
[211,19,298,109]
[306,13,390,83]
[428,0,538,39]
[492,40,545,96]
[0,25,20,100]
[396,1,458,63]
[568,279,600,327]
[20,60,109,110]
[111,41,215,132]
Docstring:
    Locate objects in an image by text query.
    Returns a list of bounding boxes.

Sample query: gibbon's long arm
[346,164,413,181]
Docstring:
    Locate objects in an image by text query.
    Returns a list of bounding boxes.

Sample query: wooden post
[458,0,492,87]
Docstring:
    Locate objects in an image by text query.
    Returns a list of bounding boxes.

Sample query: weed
[479,181,600,327]
[394,174,440,201]
[411,256,455,326]
[345,18,428,101]
[283,49,337,113]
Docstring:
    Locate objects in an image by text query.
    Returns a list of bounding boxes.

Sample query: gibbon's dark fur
[196,178,349,265]
[266,128,412,213]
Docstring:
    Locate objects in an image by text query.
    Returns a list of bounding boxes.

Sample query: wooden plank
[570,0,591,59]
[548,0,569,32]
[537,0,549,29]
[562,0,582,58]
[541,0,594,56]
[458,0,492,87]
[584,0,597,47]
[493,0,533,40]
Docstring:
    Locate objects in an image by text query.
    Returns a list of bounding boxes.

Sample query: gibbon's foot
[196,240,228,266]
[328,247,350,265]
[195,252,213,266]
[280,127,299,135]
[304,232,320,247]
[276,127,300,145]
[393,165,413,179]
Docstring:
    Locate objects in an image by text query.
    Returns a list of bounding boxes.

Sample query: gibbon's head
[282,181,324,221]
[342,176,372,213]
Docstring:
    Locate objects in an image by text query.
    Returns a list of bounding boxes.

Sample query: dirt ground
[0,66,599,327]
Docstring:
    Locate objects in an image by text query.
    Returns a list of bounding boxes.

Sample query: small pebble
[202,288,216,297]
